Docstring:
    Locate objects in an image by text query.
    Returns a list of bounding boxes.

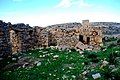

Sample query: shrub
[84,51,99,63]
[107,43,117,48]
[117,39,120,45]
[108,52,120,65]
[70,48,76,52]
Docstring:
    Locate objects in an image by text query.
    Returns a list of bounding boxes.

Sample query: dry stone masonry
[46,20,103,50]
[0,20,12,58]
[0,20,103,58]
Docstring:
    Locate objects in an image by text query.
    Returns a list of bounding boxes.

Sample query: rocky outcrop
[91,22,120,35]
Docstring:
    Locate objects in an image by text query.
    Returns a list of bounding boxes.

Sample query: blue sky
[0,0,120,26]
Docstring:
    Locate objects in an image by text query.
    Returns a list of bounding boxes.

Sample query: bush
[70,48,76,52]
[108,51,120,65]
[84,51,99,63]
[112,68,120,79]
[117,39,120,45]
[107,43,117,48]
[102,65,112,79]
[104,37,117,42]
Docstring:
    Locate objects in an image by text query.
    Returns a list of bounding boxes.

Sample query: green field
[0,39,120,80]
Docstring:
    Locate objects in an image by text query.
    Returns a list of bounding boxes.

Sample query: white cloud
[56,0,72,8]
[77,0,92,7]
[55,0,92,8]
[1,11,120,27]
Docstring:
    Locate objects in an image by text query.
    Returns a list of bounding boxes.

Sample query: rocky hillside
[47,22,120,35]
[91,22,120,35]
[47,22,82,29]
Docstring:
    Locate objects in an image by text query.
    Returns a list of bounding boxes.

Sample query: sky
[0,0,120,27]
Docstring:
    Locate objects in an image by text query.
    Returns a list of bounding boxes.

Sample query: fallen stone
[53,55,59,58]
[82,71,87,75]
[12,58,17,61]
[111,68,118,72]
[109,65,115,69]
[102,60,109,66]
[92,73,101,79]
[0,58,3,60]
[36,62,41,66]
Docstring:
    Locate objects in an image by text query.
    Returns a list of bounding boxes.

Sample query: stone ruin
[41,20,103,50]
[0,20,103,58]
[0,20,37,58]
[9,23,37,54]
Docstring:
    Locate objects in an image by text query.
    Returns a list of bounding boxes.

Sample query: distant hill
[91,22,120,35]
[47,22,82,29]
[91,22,120,28]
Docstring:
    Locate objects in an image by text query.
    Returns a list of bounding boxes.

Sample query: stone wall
[0,21,38,58]
[0,20,103,58]
[34,26,48,47]
[10,24,37,53]
[47,20,103,50]
[9,29,21,54]
[0,21,12,58]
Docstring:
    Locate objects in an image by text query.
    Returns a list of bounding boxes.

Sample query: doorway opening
[87,37,90,44]
[79,35,84,43]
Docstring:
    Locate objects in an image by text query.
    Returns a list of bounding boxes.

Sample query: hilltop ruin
[0,20,103,58]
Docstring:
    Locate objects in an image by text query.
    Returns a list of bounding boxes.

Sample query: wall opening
[48,39,57,47]
[87,37,90,44]
[79,35,84,43]
[48,32,57,47]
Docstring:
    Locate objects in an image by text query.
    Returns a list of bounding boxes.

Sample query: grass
[0,45,120,80]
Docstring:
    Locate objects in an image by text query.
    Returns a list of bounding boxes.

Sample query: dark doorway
[48,32,57,47]
[79,35,84,43]
[48,39,57,47]
[87,37,90,44]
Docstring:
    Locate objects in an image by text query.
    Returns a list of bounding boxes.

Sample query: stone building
[46,20,103,50]
[0,20,103,58]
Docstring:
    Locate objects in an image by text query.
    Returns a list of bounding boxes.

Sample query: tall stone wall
[34,26,48,47]
[0,21,12,58]
[0,21,38,58]
[10,24,37,53]
[9,29,21,54]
